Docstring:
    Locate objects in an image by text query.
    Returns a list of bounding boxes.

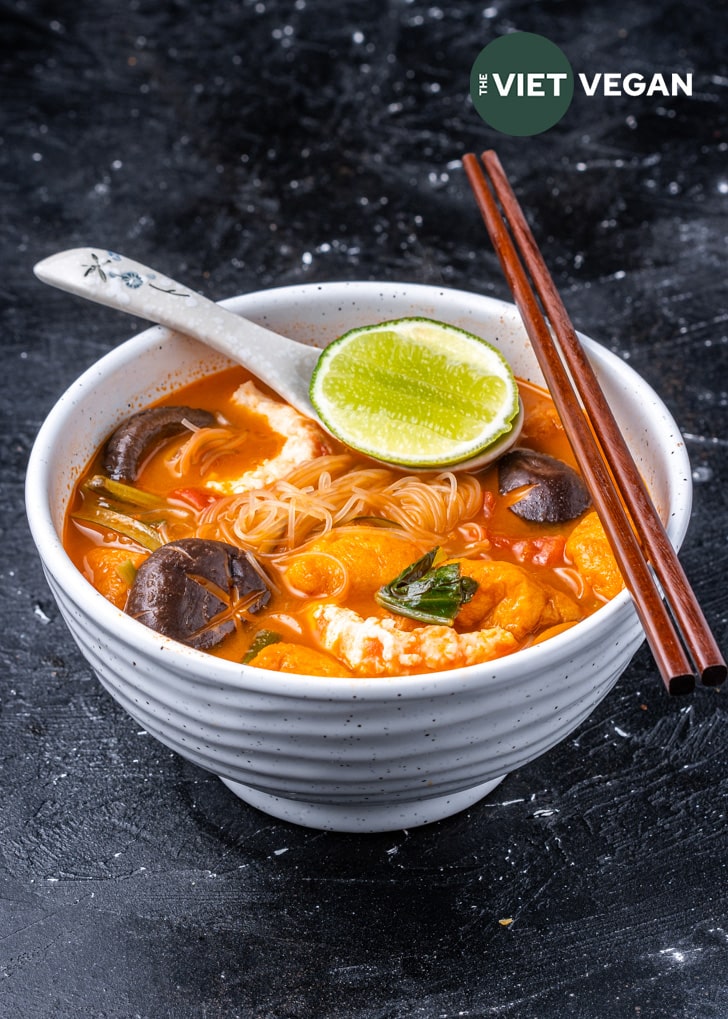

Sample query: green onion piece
[115,558,139,586]
[243,629,283,664]
[85,474,165,509]
[375,547,478,626]
[71,505,163,551]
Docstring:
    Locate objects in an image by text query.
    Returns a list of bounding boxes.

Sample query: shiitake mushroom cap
[103,406,216,483]
[126,538,271,650]
[498,447,591,523]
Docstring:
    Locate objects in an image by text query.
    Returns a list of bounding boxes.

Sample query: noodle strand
[196,454,485,555]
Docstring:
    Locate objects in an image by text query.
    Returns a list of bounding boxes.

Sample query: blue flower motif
[83,252,148,288]
[107,269,144,288]
[120,271,143,288]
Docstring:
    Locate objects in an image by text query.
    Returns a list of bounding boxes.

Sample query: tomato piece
[489,533,566,567]
[482,490,496,518]
[169,487,221,510]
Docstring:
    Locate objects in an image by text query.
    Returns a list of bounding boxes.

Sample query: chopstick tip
[668,672,696,697]
[701,662,727,687]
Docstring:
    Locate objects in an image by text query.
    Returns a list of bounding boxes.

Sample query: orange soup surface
[64,366,623,677]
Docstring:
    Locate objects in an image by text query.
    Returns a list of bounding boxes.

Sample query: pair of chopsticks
[463,150,726,696]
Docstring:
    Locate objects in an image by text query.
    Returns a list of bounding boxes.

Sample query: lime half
[309,317,520,468]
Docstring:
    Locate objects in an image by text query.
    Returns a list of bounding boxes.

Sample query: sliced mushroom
[126,538,271,650]
[103,406,216,482]
[498,447,591,523]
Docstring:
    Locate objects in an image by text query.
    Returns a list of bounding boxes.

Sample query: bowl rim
[25,279,693,699]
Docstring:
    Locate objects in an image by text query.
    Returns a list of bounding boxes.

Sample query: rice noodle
[172,425,250,478]
[454,520,492,557]
[195,453,484,556]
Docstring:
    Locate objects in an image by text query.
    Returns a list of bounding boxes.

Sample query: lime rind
[309,316,520,468]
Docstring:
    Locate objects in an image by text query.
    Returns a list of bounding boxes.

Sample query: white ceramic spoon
[33,247,523,471]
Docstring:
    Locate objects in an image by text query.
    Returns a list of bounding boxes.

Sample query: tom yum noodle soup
[64,364,624,679]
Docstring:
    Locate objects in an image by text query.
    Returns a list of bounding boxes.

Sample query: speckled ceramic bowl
[26,281,692,832]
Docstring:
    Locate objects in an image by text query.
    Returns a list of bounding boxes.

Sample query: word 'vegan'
[579,72,692,97]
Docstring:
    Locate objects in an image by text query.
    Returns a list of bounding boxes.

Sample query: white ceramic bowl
[26,281,692,832]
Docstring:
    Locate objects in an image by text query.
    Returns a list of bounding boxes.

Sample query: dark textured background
[3,2,727,1017]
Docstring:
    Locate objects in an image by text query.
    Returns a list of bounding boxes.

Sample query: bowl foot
[218,775,507,833]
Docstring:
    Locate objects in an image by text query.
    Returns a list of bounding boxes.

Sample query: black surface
[3,2,728,1017]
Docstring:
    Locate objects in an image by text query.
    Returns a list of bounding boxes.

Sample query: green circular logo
[470,32,574,137]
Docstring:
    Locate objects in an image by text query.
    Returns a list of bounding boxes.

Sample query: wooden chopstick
[463,150,727,695]
[479,151,727,689]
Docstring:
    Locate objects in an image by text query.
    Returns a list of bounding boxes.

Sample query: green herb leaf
[243,629,283,664]
[374,547,478,626]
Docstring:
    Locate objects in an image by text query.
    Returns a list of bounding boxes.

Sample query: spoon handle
[33,247,320,416]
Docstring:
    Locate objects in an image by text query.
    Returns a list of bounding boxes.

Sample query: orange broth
[64,366,611,671]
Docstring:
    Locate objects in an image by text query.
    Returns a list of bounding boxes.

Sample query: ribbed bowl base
[220,775,507,833]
